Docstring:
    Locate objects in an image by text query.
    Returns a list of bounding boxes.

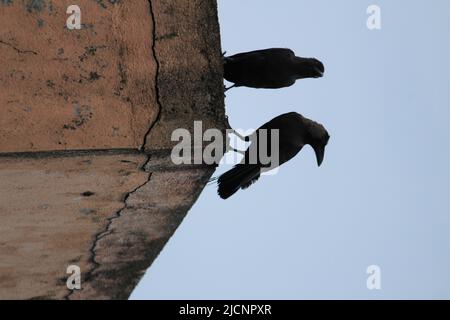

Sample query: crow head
[295,58,325,79]
[303,117,330,167]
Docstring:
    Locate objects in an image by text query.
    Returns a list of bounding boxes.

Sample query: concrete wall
[0,0,224,299]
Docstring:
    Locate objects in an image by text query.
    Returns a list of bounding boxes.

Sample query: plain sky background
[131,0,450,299]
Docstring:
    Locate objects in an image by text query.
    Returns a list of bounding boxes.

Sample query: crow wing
[226,48,295,61]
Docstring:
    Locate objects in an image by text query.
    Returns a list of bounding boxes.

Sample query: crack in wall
[141,0,162,151]
[0,39,38,55]
[64,158,153,300]
[0,149,141,159]
[64,1,162,300]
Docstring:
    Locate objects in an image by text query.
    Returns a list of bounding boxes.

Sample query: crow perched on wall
[223,48,324,89]
[218,112,330,199]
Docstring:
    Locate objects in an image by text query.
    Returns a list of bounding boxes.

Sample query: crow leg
[229,147,246,156]
[224,116,248,156]
[224,84,236,92]
[225,115,248,140]
[226,134,246,155]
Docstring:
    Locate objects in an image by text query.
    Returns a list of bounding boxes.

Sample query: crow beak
[313,145,325,167]
[314,61,325,78]
[315,67,324,78]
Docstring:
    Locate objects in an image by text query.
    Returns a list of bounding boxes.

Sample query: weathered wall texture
[144,0,225,150]
[0,0,224,300]
[0,152,149,299]
[0,0,157,152]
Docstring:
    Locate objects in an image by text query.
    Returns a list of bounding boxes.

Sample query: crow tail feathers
[217,164,261,199]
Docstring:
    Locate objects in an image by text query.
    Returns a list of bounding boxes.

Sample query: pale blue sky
[131,0,450,299]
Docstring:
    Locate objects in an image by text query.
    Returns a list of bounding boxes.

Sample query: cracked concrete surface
[0,152,150,299]
[0,0,224,299]
[145,0,226,150]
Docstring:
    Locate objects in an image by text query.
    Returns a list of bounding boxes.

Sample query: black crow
[224,48,324,89]
[218,112,330,199]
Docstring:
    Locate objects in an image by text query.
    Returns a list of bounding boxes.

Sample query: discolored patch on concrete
[70,157,214,300]
[0,1,157,152]
[0,153,149,300]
